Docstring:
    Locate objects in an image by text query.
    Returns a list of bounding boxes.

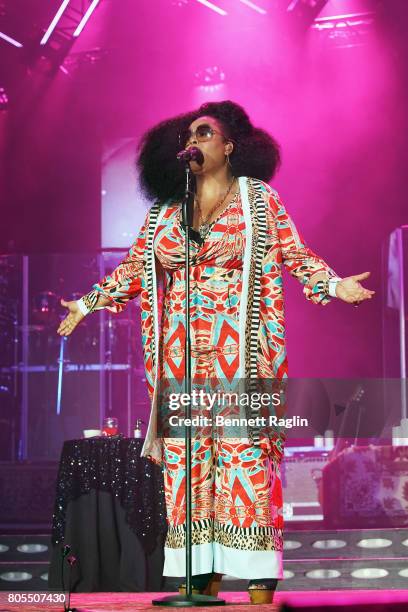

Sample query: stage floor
[2,591,408,611]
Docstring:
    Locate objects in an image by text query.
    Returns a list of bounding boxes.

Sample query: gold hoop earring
[226,153,232,168]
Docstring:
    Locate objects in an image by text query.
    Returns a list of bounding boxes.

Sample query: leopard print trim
[165,518,214,549]
[215,526,283,552]
[164,518,283,552]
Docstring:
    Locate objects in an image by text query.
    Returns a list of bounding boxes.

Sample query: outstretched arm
[57,207,151,336]
[265,188,374,305]
[332,271,374,305]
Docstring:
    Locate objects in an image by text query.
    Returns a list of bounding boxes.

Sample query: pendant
[199,223,210,239]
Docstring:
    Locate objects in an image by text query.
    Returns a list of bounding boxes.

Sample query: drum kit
[0,254,146,459]
[15,290,140,366]
[0,285,142,418]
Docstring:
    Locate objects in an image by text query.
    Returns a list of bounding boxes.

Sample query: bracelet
[76,290,99,316]
[312,277,342,298]
[328,277,342,298]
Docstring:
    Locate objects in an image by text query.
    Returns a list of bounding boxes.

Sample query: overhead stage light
[312,12,375,48]
[239,0,267,15]
[41,0,102,45]
[73,0,101,37]
[195,0,227,16]
[284,0,329,29]
[40,0,70,46]
[28,0,103,75]
[0,87,8,111]
[194,65,226,92]
[0,31,23,48]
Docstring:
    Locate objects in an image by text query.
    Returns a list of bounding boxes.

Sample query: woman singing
[57,101,374,603]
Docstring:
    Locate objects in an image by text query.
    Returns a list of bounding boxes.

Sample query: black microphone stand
[153,161,224,607]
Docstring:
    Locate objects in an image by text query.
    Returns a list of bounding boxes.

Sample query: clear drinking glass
[102,417,119,436]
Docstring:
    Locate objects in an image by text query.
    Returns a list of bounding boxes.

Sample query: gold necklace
[195,177,236,240]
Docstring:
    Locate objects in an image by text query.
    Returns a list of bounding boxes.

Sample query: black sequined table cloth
[48,437,167,592]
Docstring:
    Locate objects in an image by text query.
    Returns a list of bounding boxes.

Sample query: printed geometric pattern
[90,178,338,576]
[93,183,337,403]
[162,436,284,553]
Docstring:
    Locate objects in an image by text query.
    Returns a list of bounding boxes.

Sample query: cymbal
[16,324,46,332]
[103,318,136,328]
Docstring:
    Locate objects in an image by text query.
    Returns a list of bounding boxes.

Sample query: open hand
[57,298,85,336]
[335,272,375,305]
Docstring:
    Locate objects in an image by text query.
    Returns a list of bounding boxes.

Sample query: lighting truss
[62,46,108,73]
[285,0,329,28]
[40,0,102,45]
[32,0,103,74]
[73,0,101,36]
[312,12,376,48]
[40,0,70,45]
[287,0,328,12]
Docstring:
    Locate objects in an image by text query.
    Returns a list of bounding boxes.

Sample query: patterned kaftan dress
[92,177,337,580]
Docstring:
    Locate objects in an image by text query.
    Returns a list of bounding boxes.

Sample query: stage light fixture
[0,571,32,582]
[0,87,8,110]
[0,31,23,47]
[40,0,70,45]
[312,539,347,549]
[312,12,376,48]
[283,540,302,550]
[27,1,103,76]
[285,0,329,28]
[194,65,226,92]
[40,0,102,46]
[287,0,327,12]
[239,0,267,14]
[73,0,101,37]
[306,569,341,579]
[283,570,295,579]
[62,47,108,74]
[351,568,389,579]
[17,544,49,553]
[196,0,227,16]
[356,538,393,549]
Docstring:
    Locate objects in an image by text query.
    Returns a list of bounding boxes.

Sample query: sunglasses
[178,123,227,147]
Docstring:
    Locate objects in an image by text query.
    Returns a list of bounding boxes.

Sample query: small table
[48,437,167,592]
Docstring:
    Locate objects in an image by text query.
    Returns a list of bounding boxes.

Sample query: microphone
[176,146,204,165]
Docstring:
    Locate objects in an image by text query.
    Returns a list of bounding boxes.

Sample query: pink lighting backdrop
[2,0,408,380]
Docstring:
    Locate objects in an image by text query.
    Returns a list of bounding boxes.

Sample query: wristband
[76,297,90,316]
[328,277,342,298]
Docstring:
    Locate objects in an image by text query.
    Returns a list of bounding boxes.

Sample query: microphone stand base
[152,593,225,606]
